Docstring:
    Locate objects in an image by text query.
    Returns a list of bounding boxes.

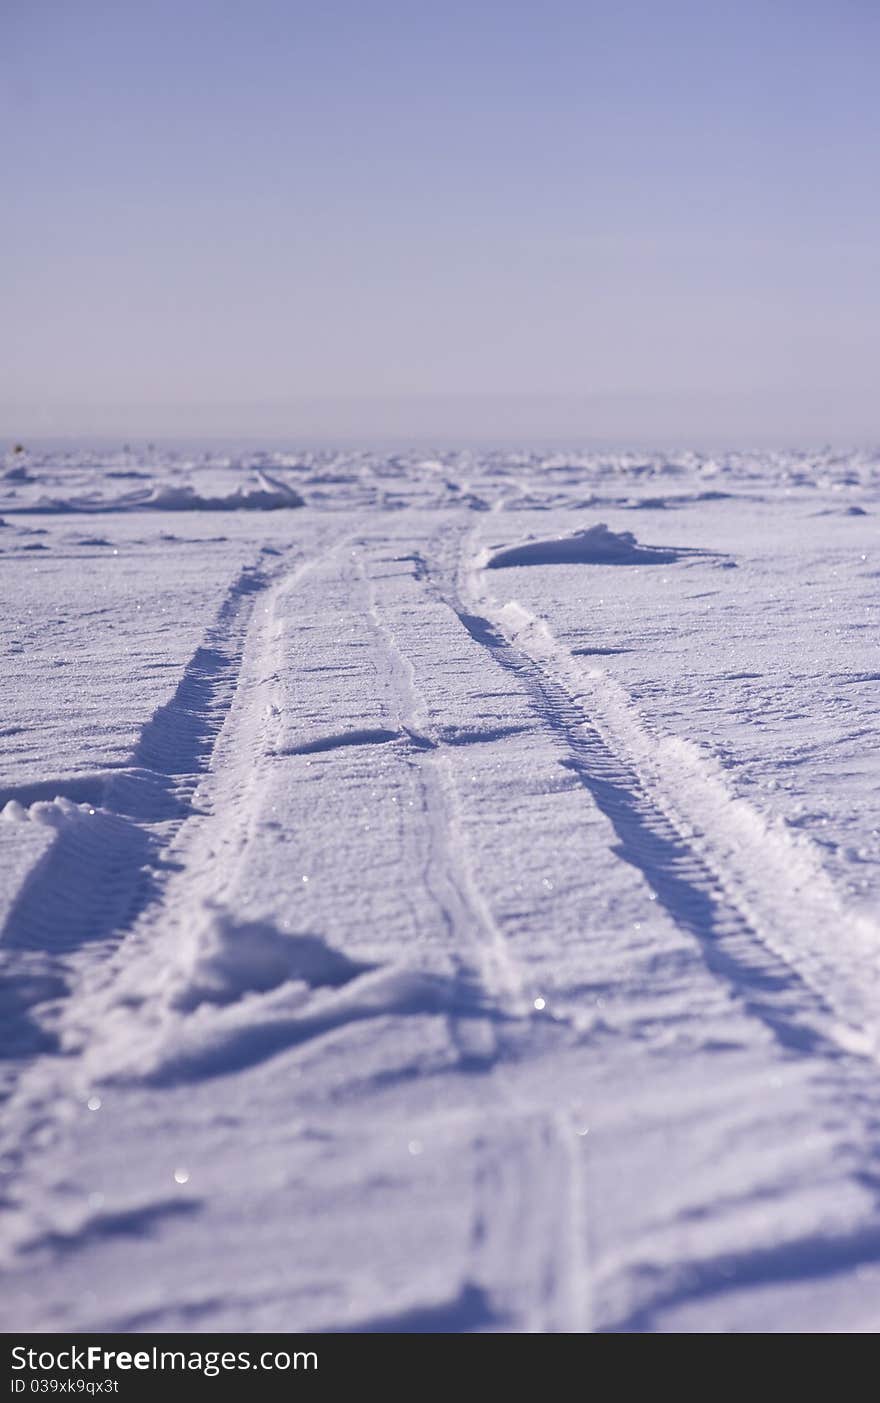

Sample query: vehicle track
[359,552,525,1025]
[418,532,880,1068]
[0,556,287,1085]
[0,541,331,1239]
[358,545,588,1329]
[422,525,880,1326]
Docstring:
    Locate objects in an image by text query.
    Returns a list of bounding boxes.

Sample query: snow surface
[2,442,880,1332]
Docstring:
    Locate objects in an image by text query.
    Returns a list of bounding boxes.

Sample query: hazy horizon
[4,1,878,444]
[3,392,879,452]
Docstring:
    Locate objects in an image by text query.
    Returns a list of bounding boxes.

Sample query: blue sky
[2,1,878,441]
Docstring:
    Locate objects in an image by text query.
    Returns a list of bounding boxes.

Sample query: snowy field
[2,441,880,1333]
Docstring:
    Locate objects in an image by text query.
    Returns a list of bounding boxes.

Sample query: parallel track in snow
[0,542,335,1195]
[359,550,588,1329]
[359,552,526,1022]
[2,561,271,956]
[430,527,880,1070]
[6,514,880,1331]
[0,557,283,1099]
[406,525,880,1328]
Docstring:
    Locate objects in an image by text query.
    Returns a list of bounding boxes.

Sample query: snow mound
[167,907,371,1012]
[18,471,304,515]
[2,794,93,828]
[120,963,495,1087]
[140,473,304,512]
[482,523,678,569]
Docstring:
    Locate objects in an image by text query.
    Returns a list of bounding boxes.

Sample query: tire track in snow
[358,547,588,1331]
[62,538,348,1070]
[437,535,880,1068]
[358,552,527,1038]
[3,536,589,1327]
[329,1105,587,1333]
[0,546,329,1176]
[0,557,284,1088]
[409,526,880,1325]
[1,560,271,955]
[72,540,516,1092]
[607,1215,880,1332]
[466,1106,588,1332]
[0,537,360,1259]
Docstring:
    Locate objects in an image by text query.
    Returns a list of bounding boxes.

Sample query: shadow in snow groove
[451,609,845,1059]
[606,1220,880,1332]
[0,562,270,1061]
[326,1282,502,1333]
[20,1198,202,1259]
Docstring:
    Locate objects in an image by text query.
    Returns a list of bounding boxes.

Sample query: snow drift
[482,523,679,569]
[13,472,304,515]
[167,907,373,1012]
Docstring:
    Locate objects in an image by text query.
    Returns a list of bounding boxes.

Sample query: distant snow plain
[1,443,879,1333]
